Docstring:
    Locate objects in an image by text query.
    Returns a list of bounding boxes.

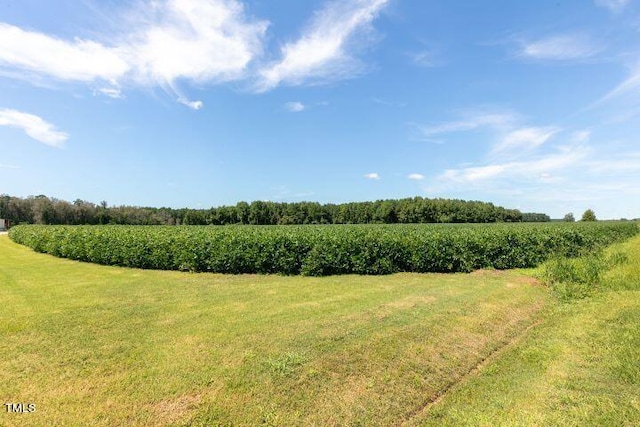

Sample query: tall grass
[539,247,633,301]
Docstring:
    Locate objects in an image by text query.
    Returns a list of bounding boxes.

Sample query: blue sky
[1,0,640,219]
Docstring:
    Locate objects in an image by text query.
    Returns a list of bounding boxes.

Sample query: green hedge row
[8,223,638,276]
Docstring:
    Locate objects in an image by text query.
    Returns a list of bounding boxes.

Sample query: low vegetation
[9,222,638,275]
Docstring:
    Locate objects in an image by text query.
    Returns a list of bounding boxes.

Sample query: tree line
[0,194,542,226]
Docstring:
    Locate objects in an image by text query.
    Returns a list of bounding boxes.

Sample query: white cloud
[571,130,591,143]
[592,64,640,106]
[0,109,68,147]
[256,0,390,91]
[285,101,305,112]
[408,173,425,180]
[427,111,583,191]
[440,145,588,185]
[411,49,443,68]
[413,109,519,143]
[417,110,517,138]
[429,144,640,219]
[415,110,564,164]
[364,172,380,180]
[0,1,268,107]
[0,0,392,102]
[0,164,19,169]
[518,34,602,61]
[95,84,124,99]
[588,153,640,173]
[126,0,268,87]
[493,126,559,154]
[178,98,204,110]
[595,0,630,12]
[0,23,130,82]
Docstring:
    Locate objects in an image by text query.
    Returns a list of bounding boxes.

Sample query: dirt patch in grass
[151,393,204,425]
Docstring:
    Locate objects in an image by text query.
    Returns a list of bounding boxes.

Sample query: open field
[2,232,639,426]
[1,234,550,426]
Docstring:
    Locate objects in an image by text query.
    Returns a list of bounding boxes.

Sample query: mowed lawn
[0,234,550,426]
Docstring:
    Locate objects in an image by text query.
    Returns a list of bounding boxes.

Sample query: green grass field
[1,233,639,426]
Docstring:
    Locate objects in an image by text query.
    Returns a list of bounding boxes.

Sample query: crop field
[8,222,638,275]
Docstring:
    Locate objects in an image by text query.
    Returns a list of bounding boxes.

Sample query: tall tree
[581,209,597,222]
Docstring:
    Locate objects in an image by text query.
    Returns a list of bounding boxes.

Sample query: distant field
[0,234,550,426]
[8,222,638,275]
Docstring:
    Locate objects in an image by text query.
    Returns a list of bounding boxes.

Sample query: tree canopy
[581,209,597,222]
[0,194,533,226]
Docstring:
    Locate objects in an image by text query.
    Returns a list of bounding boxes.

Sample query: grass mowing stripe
[0,235,550,426]
[402,314,548,425]
[409,235,640,426]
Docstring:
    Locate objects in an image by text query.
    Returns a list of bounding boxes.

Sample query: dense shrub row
[9,223,638,276]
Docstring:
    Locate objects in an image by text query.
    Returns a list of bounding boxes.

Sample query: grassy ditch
[409,234,640,426]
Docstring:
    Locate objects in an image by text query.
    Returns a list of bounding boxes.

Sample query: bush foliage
[9,222,638,276]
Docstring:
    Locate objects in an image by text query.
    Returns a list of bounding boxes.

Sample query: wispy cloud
[364,172,380,180]
[592,63,640,106]
[492,126,560,155]
[588,152,640,173]
[371,97,406,108]
[256,0,390,91]
[413,109,518,142]
[407,173,425,180]
[95,81,124,99]
[571,130,591,143]
[0,1,268,107]
[0,0,390,104]
[0,109,68,147]
[178,98,204,110]
[267,185,316,201]
[419,107,594,204]
[0,22,129,82]
[439,145,588,186]
[410,47,444,68]
[0,164,20,169]
[96,87,124,99]
[594,0,630,13]
[414,109,564,161]
[126,0,267,87]
[285,101,305,112]
[517,33,602,61]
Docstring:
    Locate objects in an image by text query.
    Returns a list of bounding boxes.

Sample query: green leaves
[9,222,639,276]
